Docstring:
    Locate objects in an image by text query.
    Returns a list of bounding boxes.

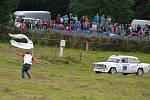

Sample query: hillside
[0,44,150,100]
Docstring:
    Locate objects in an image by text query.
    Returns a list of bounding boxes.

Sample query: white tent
[13,11,51,20]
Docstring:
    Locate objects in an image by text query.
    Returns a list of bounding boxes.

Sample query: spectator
[82,16,89,23]
[64,15,69,26]
[148,25,150,30]
[60,17,64,24]
[12,49,35,79]
[52,20,56,30]
[101,15,106,27]
[137,24,141,33]
[69,15,74,24]
[74,15,78,23]
[111,24,117,34]
[73,21,81,34]
[106,16,112,24]
[83,21,89,32]
[116,24,124,36]
[92,22,98,31]
[20,22,26,29]
[137,29,144,37]
[56,14,61,24]
[48,19,53,29]
[93,13,101,25]
[14,19,21,30]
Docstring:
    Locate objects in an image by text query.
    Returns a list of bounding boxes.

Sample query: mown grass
[0,43,150,100]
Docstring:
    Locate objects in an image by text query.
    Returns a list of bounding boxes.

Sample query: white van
[13,11,51,20]
[131,19,150,29]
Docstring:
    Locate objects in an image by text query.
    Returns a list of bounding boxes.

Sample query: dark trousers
[22,63,31,79]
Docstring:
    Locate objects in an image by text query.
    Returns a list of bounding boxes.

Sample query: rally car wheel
[109,67,117,74]
[136,68,144,76]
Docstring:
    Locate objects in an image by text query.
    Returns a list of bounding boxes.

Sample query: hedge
[1,29,150,53]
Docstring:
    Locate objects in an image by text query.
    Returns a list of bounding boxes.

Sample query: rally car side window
[121,58,128,63]
[128,58,138,63]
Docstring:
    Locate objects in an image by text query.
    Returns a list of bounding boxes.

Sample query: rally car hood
[94,62,116,65]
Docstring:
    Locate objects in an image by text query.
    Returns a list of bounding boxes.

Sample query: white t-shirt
[23,54,33,65]
[92,24,97,31]
[15,22,21,28]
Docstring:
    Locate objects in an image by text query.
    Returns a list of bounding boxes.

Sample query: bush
[6,29,150,53]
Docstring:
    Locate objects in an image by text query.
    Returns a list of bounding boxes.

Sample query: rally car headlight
[104,65,108,70]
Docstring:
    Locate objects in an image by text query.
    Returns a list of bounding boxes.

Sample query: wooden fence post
[86,41,89,52]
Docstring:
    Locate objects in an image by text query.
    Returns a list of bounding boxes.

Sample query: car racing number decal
[123,66,127,71]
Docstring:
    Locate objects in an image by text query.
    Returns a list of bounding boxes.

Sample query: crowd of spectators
[14,13,150,38]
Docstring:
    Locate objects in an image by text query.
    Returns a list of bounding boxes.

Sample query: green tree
[69,0,134,23]
[0,0,19,26]
[17,0,70,19]
[134,0,150,19]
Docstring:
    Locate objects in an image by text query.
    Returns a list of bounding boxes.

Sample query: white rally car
[94,55,150,76]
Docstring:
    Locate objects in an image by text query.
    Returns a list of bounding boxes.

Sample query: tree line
[0,0,150,27]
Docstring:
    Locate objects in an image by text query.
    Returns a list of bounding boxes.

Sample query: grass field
[0,43,150,100]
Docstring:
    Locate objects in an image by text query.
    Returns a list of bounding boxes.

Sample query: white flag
[9,33,34,49]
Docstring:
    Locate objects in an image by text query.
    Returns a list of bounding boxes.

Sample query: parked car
[93,55,150,76]
[131,19,150,30]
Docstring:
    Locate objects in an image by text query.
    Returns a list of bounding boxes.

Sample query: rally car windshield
[107,58,120,63]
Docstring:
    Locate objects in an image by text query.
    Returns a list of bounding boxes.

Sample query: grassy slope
[0,44,150,100]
